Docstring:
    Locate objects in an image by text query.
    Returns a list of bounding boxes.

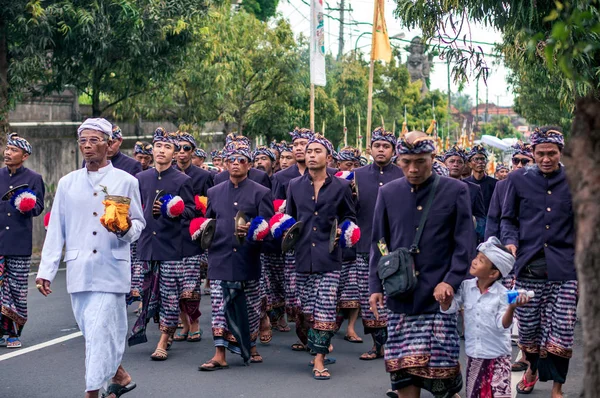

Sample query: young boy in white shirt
[440,236,530,398]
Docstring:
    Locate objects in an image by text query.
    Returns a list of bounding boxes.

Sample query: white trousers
[71,292,127,392]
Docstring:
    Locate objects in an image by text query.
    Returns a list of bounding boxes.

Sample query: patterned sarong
[297,271,341,331]
[284,251,301,322]
[338,260,360,309]
[385,312,461,378]
[199,252,209,280]
[127,241,142,304]
[357,254,388,331]
[211,279,261,357]
[129,260,195,345]
[465,355,511,398]
[0,256,31,336]
[181,254,202,319]
[515,278,577,383]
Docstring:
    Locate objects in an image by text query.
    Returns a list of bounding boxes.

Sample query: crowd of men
[0,118,576,398]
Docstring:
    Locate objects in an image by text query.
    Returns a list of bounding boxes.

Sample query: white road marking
[28,268,66,276]
[0,331,82,362]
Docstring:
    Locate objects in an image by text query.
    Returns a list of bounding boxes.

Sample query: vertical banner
[371,0,392,62]
[310,0,326,86]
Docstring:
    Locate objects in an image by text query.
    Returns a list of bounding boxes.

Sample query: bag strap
[409,173,440,254]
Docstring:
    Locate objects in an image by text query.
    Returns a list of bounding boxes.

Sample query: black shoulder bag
[377,173,440,299]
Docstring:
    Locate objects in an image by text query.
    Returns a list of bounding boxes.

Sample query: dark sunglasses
[228,156,248,164]
[180,145,193,152]
[512,158,531,166]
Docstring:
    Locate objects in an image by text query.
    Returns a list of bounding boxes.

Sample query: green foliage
[240,0,280,21]
[479,116,521,139]
[451,92,473,113]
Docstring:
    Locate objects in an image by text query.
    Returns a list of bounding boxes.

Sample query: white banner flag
[310,0,326,86]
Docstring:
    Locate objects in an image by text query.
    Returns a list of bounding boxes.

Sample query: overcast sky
[277,0,515,107]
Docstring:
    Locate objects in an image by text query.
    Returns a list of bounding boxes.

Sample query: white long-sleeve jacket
[37,162,146,294]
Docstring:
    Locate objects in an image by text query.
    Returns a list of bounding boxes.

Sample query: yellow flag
[371,0,392,62]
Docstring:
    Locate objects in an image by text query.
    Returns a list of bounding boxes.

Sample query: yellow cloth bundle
[100,196,130,232]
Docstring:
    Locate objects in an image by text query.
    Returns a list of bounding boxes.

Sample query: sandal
[344,335,363,343]
[150,347,168,361]
[291,342,307,351]
[359,349,384,361]
[260,329,272,345]
[274,321,291,332]
[386,390,398,398]
[187,331,202,342]
[199,359,229,371]
[312,368,331,380]
[173,332,189,342]
[250,353,263,363]
[516,373,539,394]
[6,337,21,349]
[101,382,137,398]
[511,361,529,372]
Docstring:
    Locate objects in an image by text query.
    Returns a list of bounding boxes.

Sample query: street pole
[476,77,479,130]
[366,59,375,147]
[338,0,345,60]
[310,84,315,132]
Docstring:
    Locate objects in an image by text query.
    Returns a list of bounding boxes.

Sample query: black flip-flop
[291,343,307,351]
[101,382,136,398]
[386,390,398,398]
[199,360,230,371]
[344,335,363,343]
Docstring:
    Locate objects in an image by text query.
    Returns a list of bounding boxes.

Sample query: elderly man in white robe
[36,118,146,398]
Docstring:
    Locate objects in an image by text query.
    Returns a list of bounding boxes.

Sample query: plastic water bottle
[505,289,535,304]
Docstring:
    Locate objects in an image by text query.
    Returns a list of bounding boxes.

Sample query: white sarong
[71,291,127,392]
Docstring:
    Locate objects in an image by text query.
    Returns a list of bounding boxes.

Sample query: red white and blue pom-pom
[44,212,51,230]
[10,189,36,213]
[160,194,185,218]
[339,220,360,248]
[195,195,208,215]
[189,217,212,240]
[273,199,286,214]
[335,170,354,180]
[248,216,269,242]
[269,213,296,239]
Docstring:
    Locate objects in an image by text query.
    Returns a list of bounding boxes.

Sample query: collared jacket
[37,163,145,294]
[206,178,274,281]
[500,165,576,281]
[354,162,404,254]
[369,174,475,315]
[485,178,508,240]
[0,166,45,256]
[136,166,195,261]
[214,168,272,190]
[286,172,356,273]
[174,164,214,257]
[465,174,497,214]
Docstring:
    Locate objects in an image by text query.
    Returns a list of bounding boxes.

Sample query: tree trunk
[562,96,600,397]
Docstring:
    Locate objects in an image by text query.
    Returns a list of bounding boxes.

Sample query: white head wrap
[77,118,113,138]
[477,236,515,277]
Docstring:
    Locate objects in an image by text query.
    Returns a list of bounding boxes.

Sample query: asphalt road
[0,271,584,398]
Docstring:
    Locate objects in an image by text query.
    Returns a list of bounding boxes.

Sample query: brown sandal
[150,347,168,361]
[198,359,229,371]
[250,353,263,363]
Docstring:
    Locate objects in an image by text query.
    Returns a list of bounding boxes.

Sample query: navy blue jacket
[272,164,338,200]
[175,164,214,258]
[206,178,274,281]
[286,172,356,273]
[485,178,508,240]
[354,162,404,254]
[136,167,195,261]
[214,168,272,190]
[0,166,45,256]
[369,174,475,315]
[500,165,576,281]
[465,174,497,214]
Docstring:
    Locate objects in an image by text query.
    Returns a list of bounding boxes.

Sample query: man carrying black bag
[369,131,475,398]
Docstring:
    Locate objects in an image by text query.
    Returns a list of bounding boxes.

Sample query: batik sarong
[181,254,202,318]
[199,252,209,280]
[465,355,511,398]
[127,241,142,304]
[261,253,286,323]
[297,271,340,354]
[357,254,388,331]
[284,250,301,322]
[211,279,261,357]
[515,278,578,383]
[338,260,360,309]
[71,291,127,392]
[0,256,31,336]
[385,312,462,398]
[129,260,196,345]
